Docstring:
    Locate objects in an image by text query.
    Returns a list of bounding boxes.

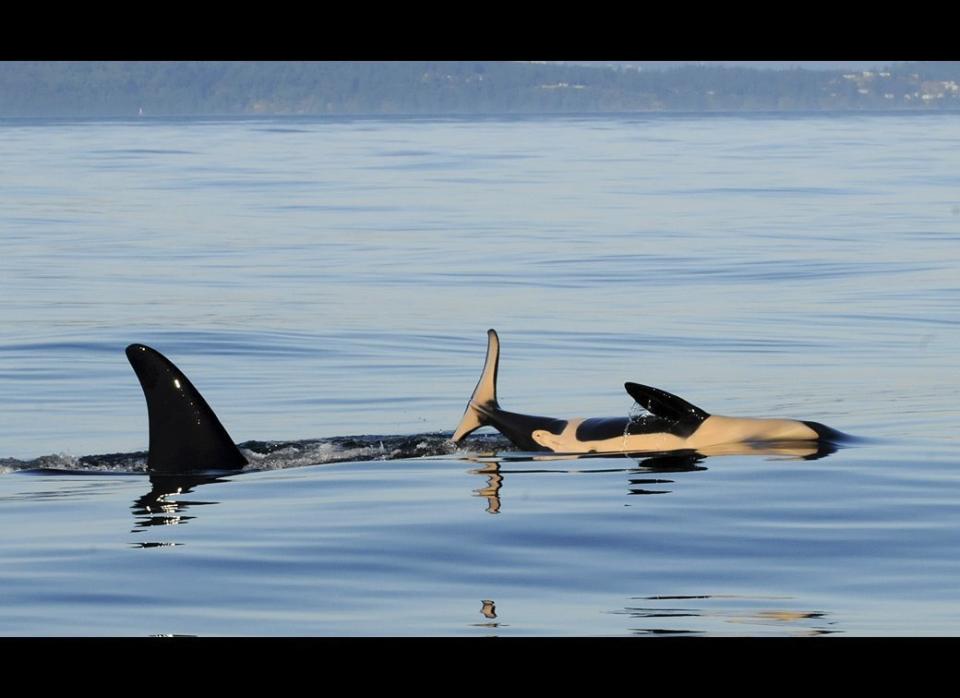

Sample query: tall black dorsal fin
[126,344,248,473]
[624,382,711,424]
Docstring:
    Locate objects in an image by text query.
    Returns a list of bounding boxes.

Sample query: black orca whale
[452,329,847,457]
[126,344,248,473]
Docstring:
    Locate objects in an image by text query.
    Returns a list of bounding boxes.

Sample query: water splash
[622,400,651,450]
[1,432,513,475]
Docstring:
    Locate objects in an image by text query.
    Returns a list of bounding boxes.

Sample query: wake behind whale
[0,432,500,475]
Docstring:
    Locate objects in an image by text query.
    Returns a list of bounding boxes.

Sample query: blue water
[1,113,959,635]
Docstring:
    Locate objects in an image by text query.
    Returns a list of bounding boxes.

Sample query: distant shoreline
[4,109,960,123]
[2,61,959,118]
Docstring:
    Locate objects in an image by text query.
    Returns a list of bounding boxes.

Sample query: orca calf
[126,344,248,473]
[452,330,847,456]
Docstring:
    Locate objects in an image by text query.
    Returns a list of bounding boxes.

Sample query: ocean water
[1,112,959,636]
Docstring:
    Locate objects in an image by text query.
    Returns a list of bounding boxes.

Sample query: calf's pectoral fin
[624,382,710,438]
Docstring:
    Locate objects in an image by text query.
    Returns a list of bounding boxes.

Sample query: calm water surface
[1,113,958,635]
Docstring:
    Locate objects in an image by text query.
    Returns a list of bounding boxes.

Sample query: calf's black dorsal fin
[126,344,248,473]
